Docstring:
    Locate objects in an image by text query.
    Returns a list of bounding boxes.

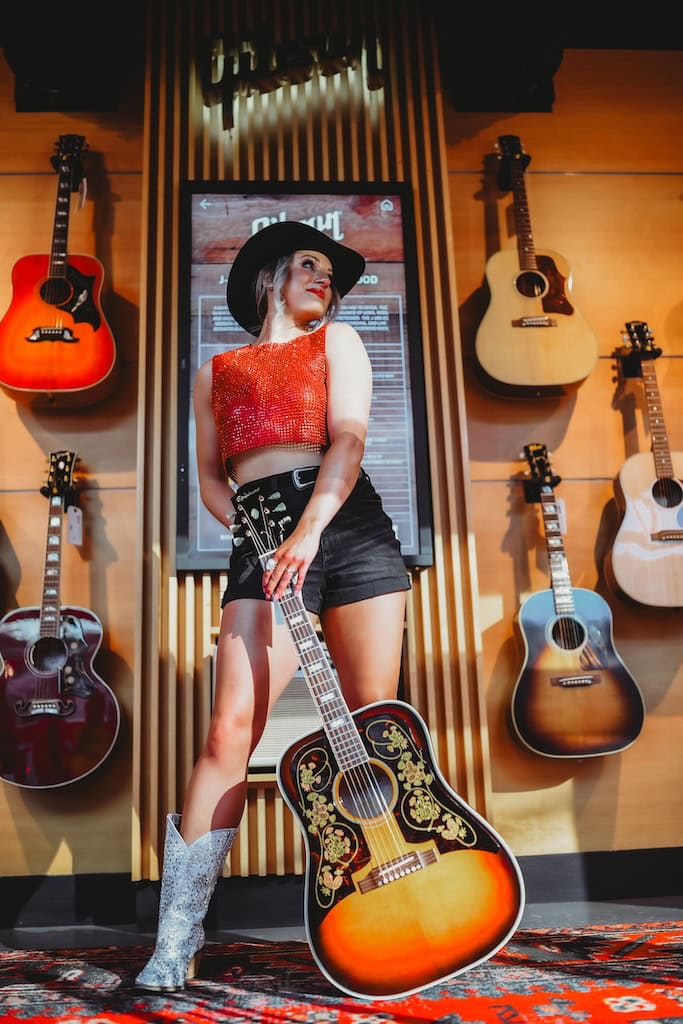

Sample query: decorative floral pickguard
[286,706,490,920]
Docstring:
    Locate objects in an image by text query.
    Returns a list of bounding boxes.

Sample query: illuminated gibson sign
[199,26,385,130]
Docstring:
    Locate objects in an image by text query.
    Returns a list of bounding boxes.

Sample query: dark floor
[1,894,681,952]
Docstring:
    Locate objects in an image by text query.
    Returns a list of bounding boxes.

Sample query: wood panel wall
[445,48,683,856]
[0,10,680,886]
[133,0,483,881]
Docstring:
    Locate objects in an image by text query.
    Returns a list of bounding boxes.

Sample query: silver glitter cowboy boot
[135,812,237,991]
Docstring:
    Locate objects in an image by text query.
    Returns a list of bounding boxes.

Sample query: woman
[135,221,411,991]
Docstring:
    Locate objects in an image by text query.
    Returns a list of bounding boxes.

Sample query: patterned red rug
[0,920,681,1023]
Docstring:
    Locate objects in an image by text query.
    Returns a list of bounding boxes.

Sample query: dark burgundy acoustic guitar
[0,451,120,788]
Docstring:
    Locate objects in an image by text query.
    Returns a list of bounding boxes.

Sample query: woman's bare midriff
[229,446,324,486]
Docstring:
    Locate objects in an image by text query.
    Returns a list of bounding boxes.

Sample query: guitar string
[237,494,407,871]
[246,496,405,865]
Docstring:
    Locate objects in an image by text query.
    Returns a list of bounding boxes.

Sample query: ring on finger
[265,557,276,571]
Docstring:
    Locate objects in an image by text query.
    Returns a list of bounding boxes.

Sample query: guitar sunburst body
[512,444,644,758]
[0,134,117,402]
[606,321,683,607]
[0,253,115,394]
[475,135,598,392]
[278,701,523,998]
[232,485,524,1000]
[511,588,645,758]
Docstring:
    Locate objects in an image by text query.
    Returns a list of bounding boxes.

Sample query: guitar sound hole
[39,277,72,308]
[334,759,397,824]
[28,636,68,674]
[652,477,683,508]
[551,616,586,652]
[516,270,547,298]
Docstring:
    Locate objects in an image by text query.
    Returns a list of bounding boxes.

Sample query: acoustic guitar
[232,484,524,1000]
[475,135,598,391]
[0,134,117,400]
[0,452,120,788]
[605,320,683,607]
[511,443,645,758]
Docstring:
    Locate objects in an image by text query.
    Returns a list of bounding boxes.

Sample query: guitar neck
[278,588,369,770]
[539,490,575,615]
[640,359,674,477]
[41,494,64,638]
[510,165,538,271]
[50,141,81,281]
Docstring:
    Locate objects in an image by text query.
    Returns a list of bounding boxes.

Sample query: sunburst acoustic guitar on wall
[605,320,683,607]
[0,451,120,789]
[0,134,117,402]
[231,483,524,1000]
[510,443,645,758]
[475,135,598,392]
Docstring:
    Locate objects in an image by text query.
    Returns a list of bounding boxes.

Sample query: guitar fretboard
[640,359,674,479]
[510,163,538,272]
[279,589,369,771]
[40,495,63,638]
[540,491,575,615]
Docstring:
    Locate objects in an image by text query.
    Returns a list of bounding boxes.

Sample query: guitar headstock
[51,135,87,192]
[522,442,561,502]
[232,486,292,567]
[495,134,531,190]
[620,320,663,362]
[41,451,78,506]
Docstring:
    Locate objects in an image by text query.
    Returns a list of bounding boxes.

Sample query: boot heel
[187,952,201,981]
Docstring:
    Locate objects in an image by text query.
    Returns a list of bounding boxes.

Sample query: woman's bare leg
[320,591,407,711]
[180,598,300,843]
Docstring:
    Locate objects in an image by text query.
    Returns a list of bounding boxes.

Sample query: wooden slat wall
[133,0,485,880]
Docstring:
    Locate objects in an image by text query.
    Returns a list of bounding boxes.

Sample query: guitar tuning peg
[272,502,286,512]
[229,522,240,534]
[233,535,244,547]
[267,491,282,501]
[250,509,259,519]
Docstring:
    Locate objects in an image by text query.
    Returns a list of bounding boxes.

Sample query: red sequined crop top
[212,324,329,479]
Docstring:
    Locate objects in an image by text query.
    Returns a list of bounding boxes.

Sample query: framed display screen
[176,181,433,570]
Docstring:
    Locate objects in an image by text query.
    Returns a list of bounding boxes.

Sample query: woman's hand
[262,521,321,601]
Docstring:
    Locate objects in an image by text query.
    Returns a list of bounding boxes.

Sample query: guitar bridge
[650,530,683,542]
[15,698,76,717]
[27,327,78,343]
[511,316,557,328]
[357,848,439,893]
[551,674,601,688]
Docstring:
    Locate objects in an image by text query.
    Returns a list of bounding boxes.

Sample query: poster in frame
[176,180,433,571]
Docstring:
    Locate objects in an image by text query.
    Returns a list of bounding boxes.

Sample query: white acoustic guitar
[475,135,598,392]
[606,320,683,607]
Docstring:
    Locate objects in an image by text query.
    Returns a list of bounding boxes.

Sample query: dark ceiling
[1,7,681,114]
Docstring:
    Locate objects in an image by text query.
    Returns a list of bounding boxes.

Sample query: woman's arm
[193,359,236,526]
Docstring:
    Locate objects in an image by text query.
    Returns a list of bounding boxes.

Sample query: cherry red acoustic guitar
[0,452,120,788]
[0,135,117,400]
[231,485,524,1000]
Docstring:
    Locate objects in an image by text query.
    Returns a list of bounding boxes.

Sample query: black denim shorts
[222,466,411,615]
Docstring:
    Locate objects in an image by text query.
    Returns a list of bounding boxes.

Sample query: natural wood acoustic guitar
[605,320,683,607]
[475,135,598,391]
[232,483,525,1000]
[511,443,645,758]
[0,452,120,788]
[0,134,117,400]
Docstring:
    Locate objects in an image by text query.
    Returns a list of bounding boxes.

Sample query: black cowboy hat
[226,221,365,335]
